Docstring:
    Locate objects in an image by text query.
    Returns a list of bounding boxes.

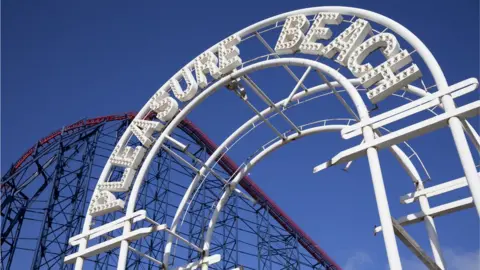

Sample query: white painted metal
[174,254,221,270]
[83,75,460,269]
[198,63,407,269]
[389,146,446,268]
[195,120,430,269]
[315,69,360,120]
[363,126,402,269]
[162,80,357,269]
[461,119,480,152]
[375,197,474,235]
[404,85,480,154]
[68,210,147,246]
[102,234,164,266]
[199,125,348,270]
[401,174,478,204]
[65,225,167,264]
[68,6,480,270]
[342,78,479,139]
[314,101,480,172]
[283,66,311,107]
[161,58,371,268]
[254,32,309,91]
[420,195,446,268]
[165,135,188,151]
[391,218,441,270]
[242,75,301,133]
[442,95,480,217]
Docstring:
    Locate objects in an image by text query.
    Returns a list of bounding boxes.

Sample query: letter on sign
[95,142,147,208]
[109,144,146,169]
[299,13,343,55]
[322,19,371,66]
[218,35,242,74]
[275,15,310,54]
[348,33,400,77]
[361,50,422,104]
[130,119,164,148]
[149,89,179,122]
[195,52,221,89]
[98,168,136,192]
[88,190,125,217]
[169,68,198,102]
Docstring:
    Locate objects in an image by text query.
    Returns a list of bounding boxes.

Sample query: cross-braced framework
[61,6,479,270]
[3,6,479,270]
[2,114,340,269]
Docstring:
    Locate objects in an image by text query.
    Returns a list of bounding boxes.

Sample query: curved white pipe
[162,81,437,267]
[201,125,346,250]
[82,5,449,233]
[142,59,370,267]
[75,5,461,270]
[161,81,357,264]
[200,126,343,253]
[199,126,431,264]
[196,57,407,268]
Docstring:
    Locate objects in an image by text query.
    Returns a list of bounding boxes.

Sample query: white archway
[67,6,479,270]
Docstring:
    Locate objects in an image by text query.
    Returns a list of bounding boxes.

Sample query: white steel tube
[73,6,480,269]
[201,126,346,266]
[198,62,404,270]
[418,182,446,269]
[117,221,131,270]
[442,95,480,217]
[163,79,354,268]
[159,59,368,267]
[461,119,480,152]
[363,126,402,269]
[283,67,311,107]
[388,145,445,268]
[74,248,85,270]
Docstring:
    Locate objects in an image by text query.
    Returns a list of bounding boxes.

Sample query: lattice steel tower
[2,113,338,269]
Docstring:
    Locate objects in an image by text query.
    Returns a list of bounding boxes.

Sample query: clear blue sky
[2,0,479,269]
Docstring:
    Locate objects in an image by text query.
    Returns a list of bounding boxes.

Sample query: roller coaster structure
[2,5,479,270]
[2,113,338,269]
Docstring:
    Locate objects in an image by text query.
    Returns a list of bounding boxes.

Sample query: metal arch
[162,77,436,269]
[157,58,370,269]
[73,6,479,270]
[130,5,451,107]
[90,4,456,192]
[202,125,347,251]
[201,119,448,268]
[184,67,430,269]
[79,5,445,229]
[85,4,461,233]
[178,119,341,269]
[197,118,429,256]
[231,6,450,89]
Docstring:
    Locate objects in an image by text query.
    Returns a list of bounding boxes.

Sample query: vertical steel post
[442,95,480,217]
[416,181,446,269]
[363,126,402,269]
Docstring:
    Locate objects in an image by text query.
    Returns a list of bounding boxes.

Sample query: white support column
[389,145,445,268]
[442,95,480,217]
[363,126,402,269]
[462,120,480,153]
[117,221,131,270]
[74,242,85,270]
[416,181,446,269]
[74,215,92,270]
